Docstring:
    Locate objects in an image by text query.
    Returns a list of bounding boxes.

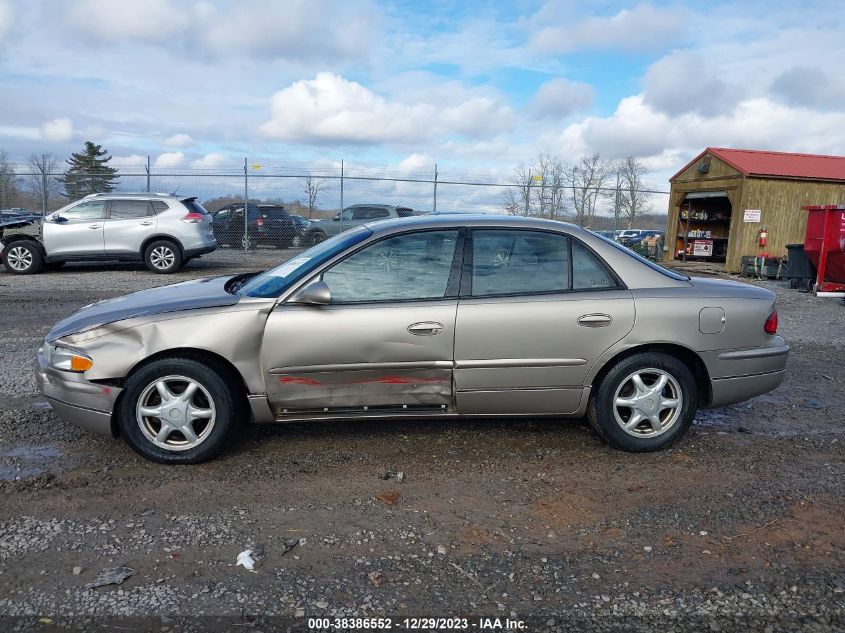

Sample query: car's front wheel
[144,240,182,274]
[587,352,697,452]
[309,230,326,246]
[118,357,241,464]
[2,240,43,274]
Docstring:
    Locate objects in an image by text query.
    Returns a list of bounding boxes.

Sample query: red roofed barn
[665,147,845,272]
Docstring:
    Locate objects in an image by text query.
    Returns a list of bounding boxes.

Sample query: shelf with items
[679,209,731,222]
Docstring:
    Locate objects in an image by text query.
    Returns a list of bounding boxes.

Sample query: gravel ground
[0,250,842,632]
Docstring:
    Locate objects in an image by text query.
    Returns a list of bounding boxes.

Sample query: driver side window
[61,201,106,221]
[322,230,459,303]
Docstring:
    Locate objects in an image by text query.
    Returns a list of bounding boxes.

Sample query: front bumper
[35,348,120,436]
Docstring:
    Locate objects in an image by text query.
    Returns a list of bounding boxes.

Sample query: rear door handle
[88,224,102,229]
[577,313,612,327]
[408,321,444,336]
[140,221,153,226]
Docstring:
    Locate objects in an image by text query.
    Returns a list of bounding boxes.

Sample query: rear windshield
[181,199,208,215]
[396,207,415,217]
[594,233,690,281]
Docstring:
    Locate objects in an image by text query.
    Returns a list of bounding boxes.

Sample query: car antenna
[171,186,180,196]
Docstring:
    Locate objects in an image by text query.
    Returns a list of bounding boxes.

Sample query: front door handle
[577,313,612,327]
[408,321,444,336]
[88,224,102,229]
[140,221,153,226]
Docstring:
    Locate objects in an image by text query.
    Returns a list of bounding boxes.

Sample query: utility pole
[432,163,438,213]
[339,159,344,233]
[41,154,48,214]
[145,156,151,192]
[243,157,248,251]
[524,170,532,216]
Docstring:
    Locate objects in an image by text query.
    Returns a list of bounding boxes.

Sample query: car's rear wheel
[587,352,697,452]
[118,357,241,464]
[2,240,43,274]
[144,240,182,274]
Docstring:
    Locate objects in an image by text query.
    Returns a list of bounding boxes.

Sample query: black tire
[143,239,182,274]
[587,352,698,453]
[239,235,256,250]
[118,357,242,464]
[2,240,43,274]
[310,230,326,246]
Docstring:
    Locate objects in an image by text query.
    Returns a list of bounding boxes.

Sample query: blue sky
[0,0,844,184]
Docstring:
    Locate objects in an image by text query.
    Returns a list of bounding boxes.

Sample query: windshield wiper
[225,271,261,294]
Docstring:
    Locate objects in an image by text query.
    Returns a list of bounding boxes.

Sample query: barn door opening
[674,191,731,263]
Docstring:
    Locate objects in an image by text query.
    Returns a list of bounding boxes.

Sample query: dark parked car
[211,203,295,249]
[290,215,311,247]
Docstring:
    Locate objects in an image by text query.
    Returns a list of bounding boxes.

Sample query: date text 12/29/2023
[307,617,527,631]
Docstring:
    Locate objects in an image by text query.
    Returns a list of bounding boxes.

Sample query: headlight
[50,346,94,372]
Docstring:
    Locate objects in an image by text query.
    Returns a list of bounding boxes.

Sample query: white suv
[0,193,217,275]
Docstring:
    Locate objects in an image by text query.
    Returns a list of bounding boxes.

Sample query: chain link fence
[1,159,670,234]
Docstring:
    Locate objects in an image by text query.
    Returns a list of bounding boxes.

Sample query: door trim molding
[453,358,587,369]
[269,360,453,374]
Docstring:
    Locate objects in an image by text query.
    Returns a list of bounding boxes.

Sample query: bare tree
[616,156,650,228]
[0,150,17,210]
[303,176,326,218]
[565,153,610,227]
[26,154,61,214]
[505,163,532,215]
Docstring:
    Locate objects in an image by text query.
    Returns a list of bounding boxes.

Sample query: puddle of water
[0,444,63,481]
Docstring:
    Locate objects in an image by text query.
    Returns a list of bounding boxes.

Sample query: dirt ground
[0,249,842,632]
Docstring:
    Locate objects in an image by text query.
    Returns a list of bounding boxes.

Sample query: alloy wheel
[136,375,216,451]
[150,246,175,270]
[612,368,683,438]
[6,246,33,271]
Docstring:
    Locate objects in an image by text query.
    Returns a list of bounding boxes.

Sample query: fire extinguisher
[758,226,768,247]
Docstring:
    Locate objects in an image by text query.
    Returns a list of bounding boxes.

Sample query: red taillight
[255,218,265,227]
[181,212,204,224]
[764,310,778,334]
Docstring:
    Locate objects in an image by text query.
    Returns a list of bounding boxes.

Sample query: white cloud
[0,1,13,45]
[259,73,514,145]
[40,118,74,142]
[530,4,686,54]
[643,51,740,116]
[530,78,594,120]
[770,66,845,111]
[200,0,377,62]
[63,0,189,42]
[554,94,845,178]
[396,153,435,174]
[110,154,147,168]
[153,152,185,168]
[164,133,195,148]
[190,153,228,169]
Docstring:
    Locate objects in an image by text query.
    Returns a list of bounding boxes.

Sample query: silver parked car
[36,215,788,463]
[1,193,216,274]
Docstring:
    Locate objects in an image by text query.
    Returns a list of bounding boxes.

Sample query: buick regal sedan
[36,216,789,463]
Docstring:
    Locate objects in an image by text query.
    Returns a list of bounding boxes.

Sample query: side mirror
[290,280,331,305]
[53,215,68,224]
[332,215,340,222]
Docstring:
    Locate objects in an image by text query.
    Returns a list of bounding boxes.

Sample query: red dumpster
[803,205,845,293]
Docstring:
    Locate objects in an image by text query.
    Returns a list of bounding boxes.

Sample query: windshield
[238,226,373,297]
[594,233,690,281]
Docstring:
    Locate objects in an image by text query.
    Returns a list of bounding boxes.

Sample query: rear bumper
[184,243,217,258]
[35,348,119,436]
[703,338,789,407]
[708,369,786,407]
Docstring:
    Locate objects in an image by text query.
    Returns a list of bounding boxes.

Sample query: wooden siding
[671,153,740,183]
[663,154,743,264]
[726,177,845,272]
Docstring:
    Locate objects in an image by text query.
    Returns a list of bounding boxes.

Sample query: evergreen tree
[60,141,119,199]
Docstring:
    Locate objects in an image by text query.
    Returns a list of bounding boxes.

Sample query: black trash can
[785,243,816,290]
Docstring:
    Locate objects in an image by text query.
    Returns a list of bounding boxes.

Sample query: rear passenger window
[109,200,150,219]
[151,201,169,213]
[471,230,570,296]
[572,239,618,289]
